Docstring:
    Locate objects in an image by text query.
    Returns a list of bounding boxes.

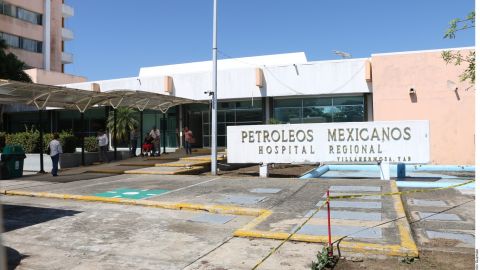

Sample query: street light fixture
[333,50,352,59]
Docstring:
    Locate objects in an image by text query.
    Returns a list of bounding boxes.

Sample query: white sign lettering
[227,121,429,164]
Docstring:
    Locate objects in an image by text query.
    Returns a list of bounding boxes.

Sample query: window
[17,7,42,25]
[0,32,42,53]
[0,1,42,25]
[0,32,19,48]
[202,99,263,147]
[0,1,16,17]
[273,96,365,124]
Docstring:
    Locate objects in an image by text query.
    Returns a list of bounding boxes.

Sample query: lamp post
[211,0,218,175]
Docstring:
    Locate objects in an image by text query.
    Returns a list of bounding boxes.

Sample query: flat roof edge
[371,46,475,57]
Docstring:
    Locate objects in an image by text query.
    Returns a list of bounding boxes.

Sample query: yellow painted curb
[85,169,125,174]
[154,161,210,167]
[233,229,417,257]
[0,189,265,217]
[118,163,158,167]
[172,166,208,175]
[390,181,419,257]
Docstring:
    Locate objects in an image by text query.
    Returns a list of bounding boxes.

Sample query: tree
[106,107,139,142]
[441,11,475,84]
[0,38,32,82]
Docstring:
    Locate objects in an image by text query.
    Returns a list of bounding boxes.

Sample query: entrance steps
[124,153,227,175]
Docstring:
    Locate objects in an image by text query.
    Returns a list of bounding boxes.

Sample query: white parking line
[146,177,222,199]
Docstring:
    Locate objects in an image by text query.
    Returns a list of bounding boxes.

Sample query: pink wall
[371,49,475,165]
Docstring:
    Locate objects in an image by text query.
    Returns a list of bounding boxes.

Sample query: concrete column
[113,108,117,160]
[80,112,85,166]
[179,105,183,148]
[259,163,269,178]
[43,0,51,71]
[38,110,45,173]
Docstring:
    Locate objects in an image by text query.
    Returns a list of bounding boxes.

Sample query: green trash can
[2,145,26,179]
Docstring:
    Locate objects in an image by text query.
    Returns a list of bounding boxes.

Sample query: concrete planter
[23,151,130,172]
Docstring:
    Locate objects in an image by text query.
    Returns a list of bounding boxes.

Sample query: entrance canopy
[0,79,204,112]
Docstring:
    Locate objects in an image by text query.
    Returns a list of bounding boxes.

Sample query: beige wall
[8,0,43,13]
[24,68,86,85]
[371,49,475,165]
[7,47,43,69]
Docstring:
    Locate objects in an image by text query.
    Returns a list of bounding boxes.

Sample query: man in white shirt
[97,130,109,163]
[49,133,63,176]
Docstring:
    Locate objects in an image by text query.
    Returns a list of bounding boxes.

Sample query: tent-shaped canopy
[0,79,205,112]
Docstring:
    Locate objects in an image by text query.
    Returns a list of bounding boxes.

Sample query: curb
[85,169,125,174]
[0,189,265,217]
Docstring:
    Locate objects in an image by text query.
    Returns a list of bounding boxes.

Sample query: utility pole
[211,0,218,175]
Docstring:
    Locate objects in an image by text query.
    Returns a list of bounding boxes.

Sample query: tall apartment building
[0,0,85,84]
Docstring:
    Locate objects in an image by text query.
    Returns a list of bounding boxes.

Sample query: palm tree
[0,38,32,82]
[106,107,139,142]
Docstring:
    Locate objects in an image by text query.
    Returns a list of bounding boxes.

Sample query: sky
[65,0,475,81]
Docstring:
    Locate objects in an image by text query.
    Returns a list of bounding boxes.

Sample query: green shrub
[85,136,98,152]
[43,133,53,153]
[59,131,77,153]
[5,128,78,154]
[5,127,39,153]
[268,118,283,124]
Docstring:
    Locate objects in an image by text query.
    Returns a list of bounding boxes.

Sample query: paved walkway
[403,186,475,252]
[1,174,417,257]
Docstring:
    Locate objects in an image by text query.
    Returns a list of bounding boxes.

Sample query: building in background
[0,0,85,84]
[0,44,473,165]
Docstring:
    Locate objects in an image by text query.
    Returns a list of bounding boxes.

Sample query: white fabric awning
[0,80,205,112]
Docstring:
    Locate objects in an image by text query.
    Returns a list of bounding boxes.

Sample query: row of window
[200,97,365,147]
[0,1,42,25]
[0,32,42,53]
[273,96,365,123]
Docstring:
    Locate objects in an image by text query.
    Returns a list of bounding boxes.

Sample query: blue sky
[65,0,475,81]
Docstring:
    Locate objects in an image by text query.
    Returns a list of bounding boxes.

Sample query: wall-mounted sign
[227,121,429,164]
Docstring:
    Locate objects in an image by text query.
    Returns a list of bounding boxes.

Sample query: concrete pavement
[1,172,474,269]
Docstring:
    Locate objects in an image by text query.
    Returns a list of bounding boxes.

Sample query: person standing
[130,127,139,157]
[97,130,109,163]
[149,126,160,156]
[49,133,62,176]
[184,126,193,155]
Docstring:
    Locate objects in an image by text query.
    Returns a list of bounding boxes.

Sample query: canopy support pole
[162,113,167,154]
[113,107,117,160]
[80,112,85,166]
[38,109,45,173]
[140,109,144,156]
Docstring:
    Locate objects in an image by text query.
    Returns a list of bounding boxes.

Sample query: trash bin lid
[3,145,25,155]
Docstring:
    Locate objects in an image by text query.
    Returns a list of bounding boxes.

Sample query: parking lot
[2,172,475,269]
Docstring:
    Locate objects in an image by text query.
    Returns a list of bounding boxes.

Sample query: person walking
[49,133,62,176]
[130,127,139,157]
[184,126,193,155]
[97,130,109,163]
[149,126,160,156]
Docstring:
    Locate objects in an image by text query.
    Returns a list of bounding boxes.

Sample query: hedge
[0,129,81,154]
[85,136,98,152]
